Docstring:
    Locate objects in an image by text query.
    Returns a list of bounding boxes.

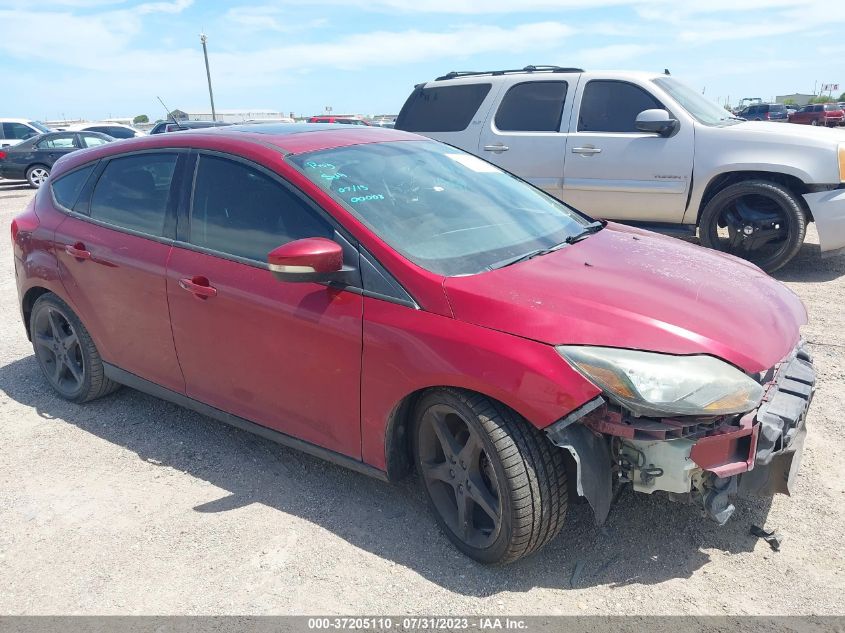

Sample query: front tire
[413,388,568,564]
[30,294,120,402]
[26,165,50,189]
[698,179,807,273]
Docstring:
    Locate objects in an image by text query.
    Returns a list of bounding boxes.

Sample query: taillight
[763,113,769,119]
[0,151,7,160]
[11,204,40,243]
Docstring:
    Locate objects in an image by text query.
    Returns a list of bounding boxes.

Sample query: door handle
[64,242,91,260]
[179,276,218,298]
[483,144,509,153]
[571,146,602,155]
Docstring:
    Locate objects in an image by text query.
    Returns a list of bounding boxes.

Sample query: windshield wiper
[486,221,604,270]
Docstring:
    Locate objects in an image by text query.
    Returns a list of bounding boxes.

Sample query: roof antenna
[664,68,671,75]
[157,96,184,130]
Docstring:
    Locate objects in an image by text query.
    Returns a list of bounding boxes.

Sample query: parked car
[148,120,231,134]
[0,131,113,187]
[13,125,814,564]
[244,118,295,124]
[788,103,845,127]
[396,66,845,272]
[307,115,370,125]
[0,119,53,148]
[736,103,788,121]
[67,122,145,139]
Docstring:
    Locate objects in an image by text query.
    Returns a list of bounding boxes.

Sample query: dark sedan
[0,131,113,188]
[148,120,231,134]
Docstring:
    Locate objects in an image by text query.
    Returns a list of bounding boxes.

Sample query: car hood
[444,224,806,373]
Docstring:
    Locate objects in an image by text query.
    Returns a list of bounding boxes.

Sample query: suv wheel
[698,179,807,273]
[413,388,568,564]
[30,293,120,402]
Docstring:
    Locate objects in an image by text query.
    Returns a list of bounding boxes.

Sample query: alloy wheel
[417,403,502,549]
[713,193,790,265]
[29,167,50,187]
[32,305,85,396]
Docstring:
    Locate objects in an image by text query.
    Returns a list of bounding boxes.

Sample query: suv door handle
[64,243,91,260]
[483,144,509,153]
[179,276,218,298]
[571,146,602,155]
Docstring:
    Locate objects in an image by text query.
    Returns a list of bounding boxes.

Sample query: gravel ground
[1,179,843,615]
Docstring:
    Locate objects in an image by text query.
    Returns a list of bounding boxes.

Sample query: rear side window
[495,81,568,132]
[396,83,492,132]
[89,153,177,236]
[189,154,332,262]
[578,80,663,132]
[37,134,78,149]
[3,122,38,140]
[51,165,95,210]
[80,134,109,148]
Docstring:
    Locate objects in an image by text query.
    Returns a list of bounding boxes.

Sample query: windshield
[28,121,52,133]
[288,141,592,276]
[653,77,741,126]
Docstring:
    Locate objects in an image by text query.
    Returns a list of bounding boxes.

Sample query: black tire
[29,293,120,403]
[26,165,51,189]
[698,179,807,273]
[413,388,568,564]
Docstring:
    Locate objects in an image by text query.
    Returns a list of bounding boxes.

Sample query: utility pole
[200,33,217,121]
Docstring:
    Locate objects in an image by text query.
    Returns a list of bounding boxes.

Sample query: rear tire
[26,165,50,189]
[413,388,568,564]
[29,293,120,403]
[698,179,806,273]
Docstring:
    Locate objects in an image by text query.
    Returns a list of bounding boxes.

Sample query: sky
[1,0,843,122]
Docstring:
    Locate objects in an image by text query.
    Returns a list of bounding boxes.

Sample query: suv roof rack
[435,65,584,81]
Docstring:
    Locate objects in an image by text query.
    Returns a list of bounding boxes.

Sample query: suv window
[396,83,492,133]
[823,104,840,111]
[51,165,95,210]
[89,153,177,236]
[3,122,37,140]
[769,104,786,112]
[746,105,759,115]
[578,80,663,132]
[495,81,568,132]
[36,134,78,149]
[189,154,332,262]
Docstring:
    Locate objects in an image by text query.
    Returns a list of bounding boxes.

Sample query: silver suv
[396,66,845,272]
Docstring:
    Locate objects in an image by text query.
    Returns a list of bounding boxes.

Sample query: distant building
[177,109,289,123]
[775,93,815,106]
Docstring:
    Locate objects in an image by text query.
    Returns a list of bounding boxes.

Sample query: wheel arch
[695,170,813,224]
[382,385,577,484]
[21,286,52,340]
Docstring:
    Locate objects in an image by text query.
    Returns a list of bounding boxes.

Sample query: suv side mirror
[635,109,678,137]
[268,237,352,284]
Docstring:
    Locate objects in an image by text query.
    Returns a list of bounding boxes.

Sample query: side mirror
[635,109,678,137]
[268,237,350,284]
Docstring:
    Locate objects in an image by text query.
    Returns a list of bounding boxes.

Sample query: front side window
[579,80,663,132]
[36,134,78,149]
[289,141,591,276]
[89,153,177,236]
[495,81,568,132]
[81,134,109,148]
[189,155,332,262]
[51,165,95,210]
[4,122,39,140]
[396,83,492,133]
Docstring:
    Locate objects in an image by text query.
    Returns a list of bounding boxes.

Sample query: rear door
[54,150,187,392]
[166,152,364,457]
[34,133,80,167]
[477,78,574,198]
[561,78,695,222]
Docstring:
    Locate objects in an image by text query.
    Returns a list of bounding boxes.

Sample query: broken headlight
[556,346,764,417]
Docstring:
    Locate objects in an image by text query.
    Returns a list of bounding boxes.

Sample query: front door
[477,78,573,199]
[562,79,695,223]
[166,153,364,457]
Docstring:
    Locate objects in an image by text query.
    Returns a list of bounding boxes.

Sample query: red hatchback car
[12,125,814,564]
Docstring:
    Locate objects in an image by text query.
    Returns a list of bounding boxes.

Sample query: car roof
[51,124,426,175]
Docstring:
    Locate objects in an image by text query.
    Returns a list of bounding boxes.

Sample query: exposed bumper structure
[545,344,815,525]
[804,188,845,254]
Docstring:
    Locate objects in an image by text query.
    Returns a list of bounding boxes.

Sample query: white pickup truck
[396,66,845,272]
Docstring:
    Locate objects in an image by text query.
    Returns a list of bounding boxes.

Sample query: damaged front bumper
[546,344,816,525]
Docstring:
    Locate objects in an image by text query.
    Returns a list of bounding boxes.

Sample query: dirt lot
[1,179,843,615]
